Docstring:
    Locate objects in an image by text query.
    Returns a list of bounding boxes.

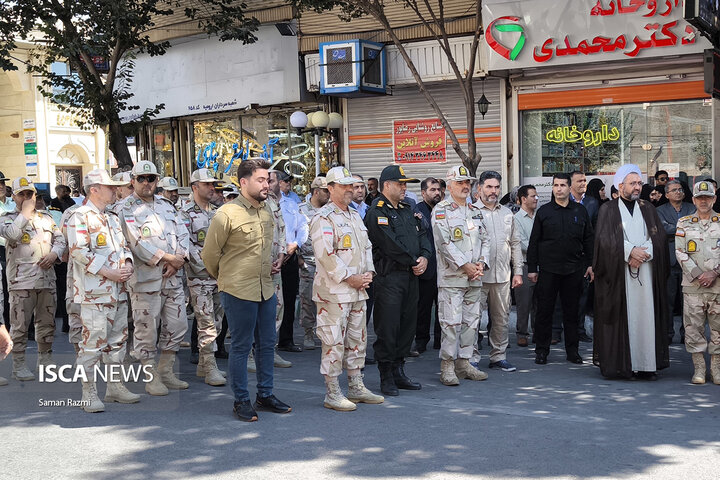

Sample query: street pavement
[1,312,719,480]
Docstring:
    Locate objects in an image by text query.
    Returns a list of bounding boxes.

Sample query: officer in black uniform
[365,165,432,396]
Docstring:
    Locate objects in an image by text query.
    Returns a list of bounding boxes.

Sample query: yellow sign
[452,227,463,240]
[545,124,620,148]
[21,232,30,244]
[342,234,352,248]
[96,233,107,247]
[688,240,697,253]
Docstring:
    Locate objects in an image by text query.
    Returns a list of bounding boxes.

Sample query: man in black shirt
[527,173,594,365]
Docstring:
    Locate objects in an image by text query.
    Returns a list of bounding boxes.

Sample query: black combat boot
[378,362,398,396]
[392,360,421,390]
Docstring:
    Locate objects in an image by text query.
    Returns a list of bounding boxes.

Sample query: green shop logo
[486,16,526,61]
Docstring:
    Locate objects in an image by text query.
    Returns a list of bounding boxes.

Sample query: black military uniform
[365,165,432,396]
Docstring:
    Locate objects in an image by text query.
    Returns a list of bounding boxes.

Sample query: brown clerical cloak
[592,198,670,378]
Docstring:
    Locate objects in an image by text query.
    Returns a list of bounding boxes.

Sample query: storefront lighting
[477,77,491,120]
[291,109,344,176]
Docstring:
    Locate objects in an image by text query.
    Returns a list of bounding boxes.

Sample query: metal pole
[315,131,321,176]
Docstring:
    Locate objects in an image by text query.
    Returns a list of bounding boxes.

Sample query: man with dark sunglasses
[118,161,190,396]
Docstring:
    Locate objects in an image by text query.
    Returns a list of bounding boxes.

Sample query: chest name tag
[21,232,31,244]
[96,233,107,247]
[453,227,463,240]
[377,217,388,225]
[687,240,697,253]
[198,229,206,242]
[142,226,152,238]
[342,234,352,248]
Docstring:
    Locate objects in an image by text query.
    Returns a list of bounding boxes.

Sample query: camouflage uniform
[181,199,223,351]
[267,194,287,331]
[310,202,375,377]
[118,194,189,360]
[298,201,321,333]
[432,199,490,361]
[0,208,65,356]
[66,201,133,371]
[675,213,720,355]
[60,204,83,346]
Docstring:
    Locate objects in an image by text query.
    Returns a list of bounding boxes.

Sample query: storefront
[482,0,714,201]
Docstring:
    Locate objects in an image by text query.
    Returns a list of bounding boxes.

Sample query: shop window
[521,99,712,181]
[152,123,173,177]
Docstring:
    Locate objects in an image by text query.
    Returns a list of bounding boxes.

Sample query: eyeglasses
[667,188,683,194]
[135,175,157,183]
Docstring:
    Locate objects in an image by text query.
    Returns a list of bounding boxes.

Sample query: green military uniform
[365,165,431,394]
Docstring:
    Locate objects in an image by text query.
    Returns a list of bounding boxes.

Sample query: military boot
[196,348,226,378]
[157,351,189,390]
[347,373,384,404]
[378,362,398,396]
[303,328,315,350]
[392,360,422,390]
[247,350,257,373]
[711,354,720,385]
[691,352,706,385]
[440,359,460,386]
[37,351,54,369]
[12,353,35,381]
[0,375,7,386]
[81,381,105,413]
[105,379,141,404]
[274,349,292,368]
[323,377,357,411]
[72,344,80,354]
[198,351,226,386]
[455,358,488,381]
[141,359,169,396]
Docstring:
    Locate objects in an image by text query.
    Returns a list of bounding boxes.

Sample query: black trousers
[54,262,68,325]
[0,246,8,325]
[551,277,590,337]
[534,269,584,355]
[666,265,685,338]
[415,276,438,348]
[278,253,300,346]
[373,270,419,363]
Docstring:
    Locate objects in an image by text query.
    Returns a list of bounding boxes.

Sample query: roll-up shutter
[346,79,503,192]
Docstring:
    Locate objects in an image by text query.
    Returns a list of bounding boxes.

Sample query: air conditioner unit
[319,40,387,95]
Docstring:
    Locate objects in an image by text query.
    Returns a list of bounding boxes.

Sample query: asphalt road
[1,313,719,480]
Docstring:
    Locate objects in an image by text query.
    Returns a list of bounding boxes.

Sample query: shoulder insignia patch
[452,227,463,240]
[377,217,388,225]
[688,240,697,252]
[692,217,699,223]
[713,216,719,222]
[96,233,107,247]
[675,228,685,237]
[21,232,31,244]
[342,234,352,248]
[451,202,458,209]
[142,226,151,238]
[435,210,446,220]
[322,226,333,236]
[377,200,385,208]
[198,229,206,242]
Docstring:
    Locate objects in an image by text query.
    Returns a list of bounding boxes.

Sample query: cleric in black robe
[592,164,670,379]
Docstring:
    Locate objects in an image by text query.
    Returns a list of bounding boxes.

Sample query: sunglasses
[135,175,157,183]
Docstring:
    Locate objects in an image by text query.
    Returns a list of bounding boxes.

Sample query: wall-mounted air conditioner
[319,40,387,95]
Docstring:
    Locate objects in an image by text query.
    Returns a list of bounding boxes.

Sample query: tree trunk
[107,115,133,169]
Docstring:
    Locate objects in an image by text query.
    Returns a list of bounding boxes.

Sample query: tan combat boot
[199,351,226,386]
[81,381,105,413]
[196,348,226,378]
[691,352,706,384]
[347,373,384,404]
[274,349,292,368]
[141,359,169,396]
[247,350,257,373]
[37,351,54,369]
[157,351,189,390]
[12,353,35,381]
[323,377,357,411]
[455,358,489,381]
[105,379,141,404]
[0,375,7,386]
[710,354,720,385]
[303,328,315,350]
[440,359,460,386]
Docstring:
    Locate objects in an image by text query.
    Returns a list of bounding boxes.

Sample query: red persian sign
[393,119,447,164]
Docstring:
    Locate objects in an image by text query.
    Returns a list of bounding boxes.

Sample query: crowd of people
[0,160,718,422]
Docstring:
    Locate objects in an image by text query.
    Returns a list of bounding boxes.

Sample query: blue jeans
[220,292,277,402]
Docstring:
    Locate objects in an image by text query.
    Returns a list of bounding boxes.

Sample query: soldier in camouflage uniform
[112,172,134,203]
[60,197,83,351]
[676,180,720,385]
[310,166,383,411]
[118,161,190,396]
[298,176,330,350]
[181,168,226,386]
[67,169,140,412]
[432,166,491,386]
[0,177,65,381]
[265,186,290,369]
[157,177,180,207]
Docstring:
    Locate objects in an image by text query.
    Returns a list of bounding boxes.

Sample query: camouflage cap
[131,160,159,177]
[223,185,240,197]
[325,166,355,185]
[12,176,36,194]
[310,176,328,189]
[157,177,179,191]
[446,165,476,182]
[693,180,716,197]
[190,168,217,184]
[112,172,132,184]
[84,169,128,187]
